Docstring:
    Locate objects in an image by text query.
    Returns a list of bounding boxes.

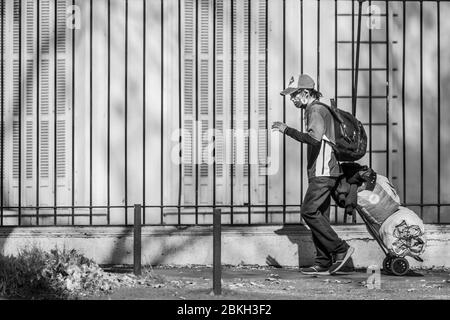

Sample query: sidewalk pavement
[94,265,450,300]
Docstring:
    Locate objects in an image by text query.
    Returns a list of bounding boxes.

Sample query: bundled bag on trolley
[332,163,426,260]
[378,206,426,260]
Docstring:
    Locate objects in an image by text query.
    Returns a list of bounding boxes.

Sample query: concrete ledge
[0,224,449,268]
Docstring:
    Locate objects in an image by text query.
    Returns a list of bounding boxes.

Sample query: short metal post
[353,0,365,116]
[213,208,222,295]
[134,204,142,276]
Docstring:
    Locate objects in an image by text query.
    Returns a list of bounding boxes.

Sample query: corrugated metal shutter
[0,0,4,200]
[198,0,212,205]
[0,0,71,216]
[181,0,267,208]
[39,0,52,207]
[231,0,249,206]
[254,0,267,204]
[214,0,231,205]
[12,0,20,191]
[23,0,36,208]
[182,0,195,205]
[55,0,71,215]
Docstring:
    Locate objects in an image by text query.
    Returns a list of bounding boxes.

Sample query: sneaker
[300,265,330,275]
[329,246,355,274]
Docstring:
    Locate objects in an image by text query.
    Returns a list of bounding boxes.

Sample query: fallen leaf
[265,277,279,282]
[282,286,295,291]
[229,283,245,289]
[340,280,352,284]
[249,282,265,288]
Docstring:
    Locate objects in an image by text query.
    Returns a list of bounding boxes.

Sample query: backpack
[316,99,367,162]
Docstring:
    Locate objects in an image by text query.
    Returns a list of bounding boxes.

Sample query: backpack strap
[330,98,337,109]
[312,100,344,125]
[312,101,352,144]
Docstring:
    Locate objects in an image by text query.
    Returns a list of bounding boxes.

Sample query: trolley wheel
[382,256,393,273]
[390,257,410,276]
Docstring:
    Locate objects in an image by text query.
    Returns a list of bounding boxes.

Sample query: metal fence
[1,0,449,227]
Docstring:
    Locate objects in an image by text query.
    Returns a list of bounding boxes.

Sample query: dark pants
[301,176,349,267]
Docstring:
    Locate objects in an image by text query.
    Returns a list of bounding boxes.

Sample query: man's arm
[284,127,321,146]
[272,106,325,146]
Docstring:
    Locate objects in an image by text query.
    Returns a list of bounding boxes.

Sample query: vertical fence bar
[318,0,322,216]
[369,0,372,168]
[53,0,57,225]
[265,0,268,223]
[213,0,217,212]
[142,0,146,224]
[353,0,362,224]
[333,0,337,223]
[351,0,354,118]
[230,0,234,225]
[125,0,128,224]
[319,0,324,215]
[89,0,93,225]
[437,0,441,223]
[419,0,423,218]
[300,0,304,224]
[213,208,222,295]
[353,0,363,116]
[107,0,111,225]
[282,0,286,223]
[194,0,198,224]
[345,0,355,225]
[247,0,251,224]
[18,0,22,225]
[36,0,40,225]
[385,0,389,178]
[71,0,75,225]
[160,0,164,225]
[0,0,3,225]
[401,1,406,202]
[133,204,142,276]
[177,0,182,225]
[317,0,320,91]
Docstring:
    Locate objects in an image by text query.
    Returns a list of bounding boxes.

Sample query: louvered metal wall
[1,0,450,227]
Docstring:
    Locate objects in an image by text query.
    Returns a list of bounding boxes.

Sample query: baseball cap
[280,74,315,96]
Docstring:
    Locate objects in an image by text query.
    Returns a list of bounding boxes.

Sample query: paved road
[95,265,450,300]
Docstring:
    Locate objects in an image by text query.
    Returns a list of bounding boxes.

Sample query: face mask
[290,90,311,108]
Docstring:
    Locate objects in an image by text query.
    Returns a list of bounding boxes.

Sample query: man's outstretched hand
[272,121,288,133]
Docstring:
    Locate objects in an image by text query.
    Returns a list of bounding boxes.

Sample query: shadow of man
[272,224,355,271]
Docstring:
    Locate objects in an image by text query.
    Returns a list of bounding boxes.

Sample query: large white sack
[379,206,426,258]
[357,174,401,226]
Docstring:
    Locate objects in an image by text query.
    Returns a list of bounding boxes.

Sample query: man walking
[272,74,354,275]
